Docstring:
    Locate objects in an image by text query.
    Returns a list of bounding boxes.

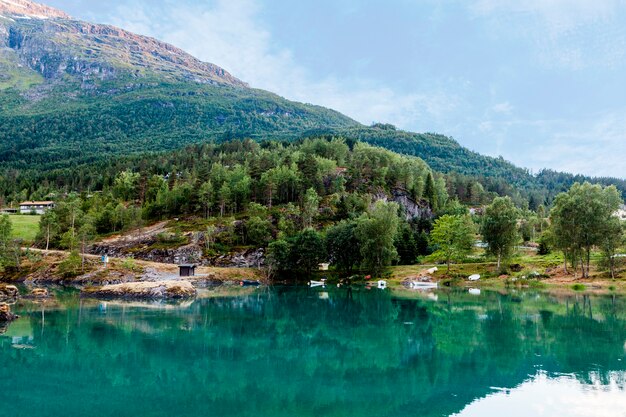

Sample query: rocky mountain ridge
[0,0,246,86]
[0,0,69,19]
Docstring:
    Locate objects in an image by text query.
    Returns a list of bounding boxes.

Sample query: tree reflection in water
[0,288,624,417]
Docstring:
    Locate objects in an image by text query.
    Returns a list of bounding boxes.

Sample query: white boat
[468,274,481,281]
[308,280,326,288]
[378,280,387,289]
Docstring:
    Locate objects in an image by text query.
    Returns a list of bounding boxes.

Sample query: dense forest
[13,139,447,272]
[2,87,624,208]
[5,137,621,279]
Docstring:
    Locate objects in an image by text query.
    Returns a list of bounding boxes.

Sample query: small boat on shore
[308,279,326,288]
[468,274,481,281]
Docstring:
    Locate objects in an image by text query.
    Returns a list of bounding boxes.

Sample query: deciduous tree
[481,197,519,271]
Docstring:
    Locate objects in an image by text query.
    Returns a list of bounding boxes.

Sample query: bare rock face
[391,188,433,220]
[0,284,19,300]
[210,248,266,268]
[82,280,196,300]
[0,302,18,322]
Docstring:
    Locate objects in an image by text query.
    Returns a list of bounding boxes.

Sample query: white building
[19,201,55,215]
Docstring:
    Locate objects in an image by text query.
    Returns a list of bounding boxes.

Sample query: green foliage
[154,232,188,249]
[267,229,326,275]
[291,229,326,275]
[481,197,519,271]
[430,214,476,272]
[57,250,82,278]
[245,216,273,246]
[37,211,59,250]
[121,258,141,273]
[537,234,551,256]
[301,188,320,228]
[326,220,362,273]
[394,223,419,266]
[598,218,624,279]
[267,239,292,273]
[549,182,623,278]
[356,201,400,273]
[0,214,17,270]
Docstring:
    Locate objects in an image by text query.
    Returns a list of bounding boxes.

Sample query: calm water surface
[1,287,625,417]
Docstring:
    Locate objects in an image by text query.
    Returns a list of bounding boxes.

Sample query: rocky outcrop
[210,249,265,268]
[0,302,18,322]
[92,234,265,268]
[91,242,204,266]
[0,284,19,301]
[391,188,433,220]
[82,280,196,300]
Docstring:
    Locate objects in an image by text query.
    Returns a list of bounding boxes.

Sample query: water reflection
[0,287,624,417]
[454,373,626,417]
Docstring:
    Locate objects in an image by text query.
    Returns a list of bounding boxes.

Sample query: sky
[46,0,626,178]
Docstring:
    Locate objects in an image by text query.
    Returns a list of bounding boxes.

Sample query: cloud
[470,110,626,177]
[491,102,513,114]
[102,0,459,130]
[470,0,626,70]
[471,0,620,32]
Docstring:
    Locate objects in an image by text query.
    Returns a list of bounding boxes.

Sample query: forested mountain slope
[0,1,624,206]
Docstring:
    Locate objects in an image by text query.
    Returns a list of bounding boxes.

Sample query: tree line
[0,137,623,279]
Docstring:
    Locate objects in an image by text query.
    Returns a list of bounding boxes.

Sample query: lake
[1,287,625,417]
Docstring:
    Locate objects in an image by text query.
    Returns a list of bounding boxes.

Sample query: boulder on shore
[0,284,19,301]
[0,303,18,322]
[81,280,196,300]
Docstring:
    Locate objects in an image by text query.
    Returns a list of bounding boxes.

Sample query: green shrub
[57,251,82,278]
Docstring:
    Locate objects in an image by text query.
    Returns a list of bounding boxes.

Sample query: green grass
[8,214,40,243]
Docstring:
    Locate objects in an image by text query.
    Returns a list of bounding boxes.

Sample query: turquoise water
[1,287,625,417]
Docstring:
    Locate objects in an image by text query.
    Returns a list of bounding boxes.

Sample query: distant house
[19,201,55,215]
[614,204,626,221]
[0,207,18,214]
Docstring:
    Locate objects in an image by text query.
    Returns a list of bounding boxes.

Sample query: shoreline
[4,248,625,296]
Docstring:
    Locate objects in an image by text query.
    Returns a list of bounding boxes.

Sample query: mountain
[0,1,624,204]
[0,0,67,19]
[0,0,357,170]
[0,0,243,86]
